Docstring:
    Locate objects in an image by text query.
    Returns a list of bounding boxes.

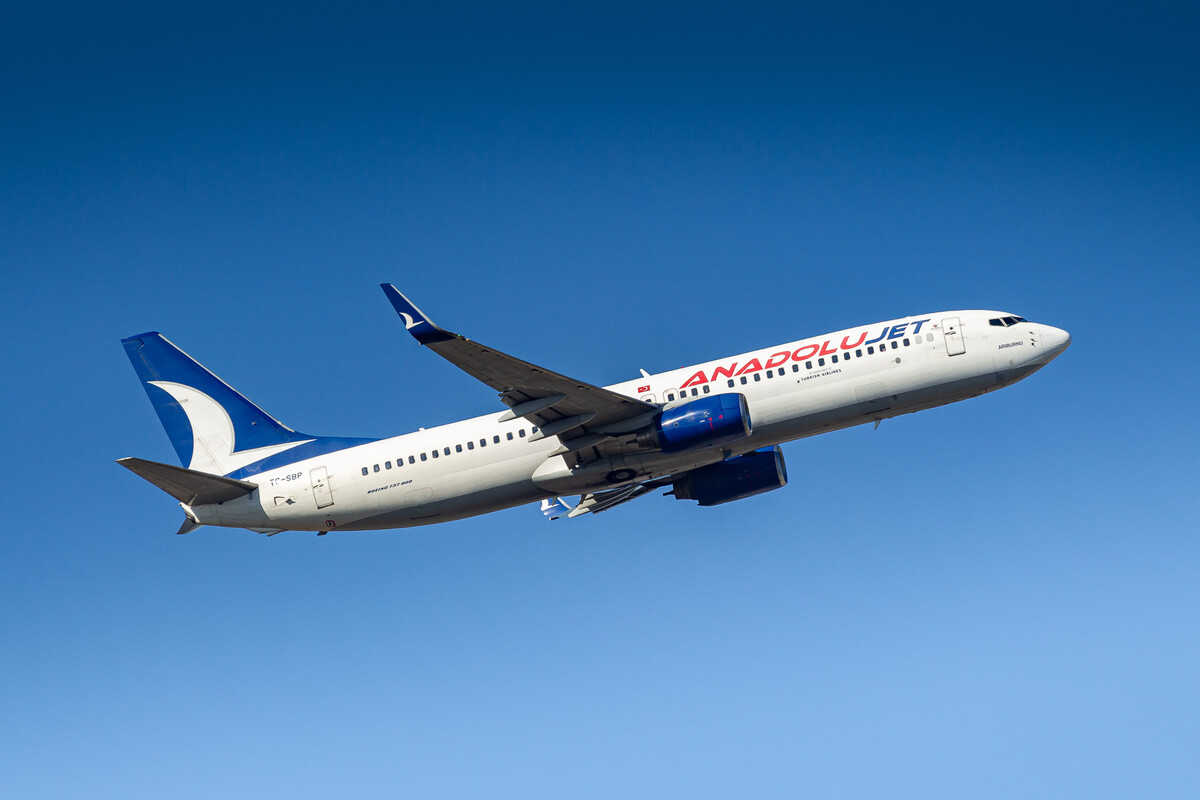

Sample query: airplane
[118,284,1071,535]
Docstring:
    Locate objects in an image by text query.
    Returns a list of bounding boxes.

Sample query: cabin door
[942,317,966,356]
[311,467,334,509]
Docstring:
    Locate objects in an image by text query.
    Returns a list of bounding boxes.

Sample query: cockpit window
[990,316,1029,328]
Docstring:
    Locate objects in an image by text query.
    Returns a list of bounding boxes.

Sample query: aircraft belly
[337,481,547,530]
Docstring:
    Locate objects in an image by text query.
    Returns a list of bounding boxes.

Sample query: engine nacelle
[671,446,787,506]
[636,393,752,453]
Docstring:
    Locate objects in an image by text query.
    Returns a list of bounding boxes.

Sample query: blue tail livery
[122,332,372,477]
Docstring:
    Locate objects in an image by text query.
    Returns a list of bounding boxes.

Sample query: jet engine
[671,446,787,506]
[635,393,752,452]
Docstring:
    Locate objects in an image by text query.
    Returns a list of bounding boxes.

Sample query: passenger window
[420,453,427,461]
[480,439,487,447]
[373,464,380,473]
[740,376,748,385]
[431,450,439,459]
[702,384,711,394]
[792,364,799,373]
[753,373,761,382]
[667,392,675,401]
[818,358,825,366]
[397,458,403,467]
[385,461,392,469]
[727,379,735,388]
[903,338,910,346]
[467,441,474,450]
[832,354,838,363]
[691,388,699,396]
[361,467,368,476]
[532,426,538,433]
[891,341,899,349]
[409,456,416,464]
[444,447,451,455]
[926,332,934,342]
[806,361,812,369]
[493,435,500,444]
[867,346,874,354]
[507,432,514,441]
[455,444,462,453]
[856,349,862,357]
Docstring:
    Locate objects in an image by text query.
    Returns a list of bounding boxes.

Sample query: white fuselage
[185,311,1068,532]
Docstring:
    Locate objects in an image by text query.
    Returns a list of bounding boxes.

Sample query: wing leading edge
[380,284,659,451]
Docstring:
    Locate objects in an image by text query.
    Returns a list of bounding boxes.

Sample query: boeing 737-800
[118,284,1070,534]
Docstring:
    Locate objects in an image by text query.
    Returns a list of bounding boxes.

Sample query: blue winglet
[380,284,456,345]
[540,497,574,521]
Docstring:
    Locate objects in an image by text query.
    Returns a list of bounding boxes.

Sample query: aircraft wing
[381,284,659,449]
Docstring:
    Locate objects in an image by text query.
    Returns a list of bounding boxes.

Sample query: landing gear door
[942,317,965,356]
[311,466,334,509]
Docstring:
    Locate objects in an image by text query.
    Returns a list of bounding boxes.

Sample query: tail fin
[121,332,314,475]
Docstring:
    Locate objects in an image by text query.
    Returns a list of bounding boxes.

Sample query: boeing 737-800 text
[118,284,1070,534]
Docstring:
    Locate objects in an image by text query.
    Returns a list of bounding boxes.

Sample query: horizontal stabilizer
[117,457,258,505]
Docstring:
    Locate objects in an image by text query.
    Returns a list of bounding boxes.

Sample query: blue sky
[3,2,1198,797]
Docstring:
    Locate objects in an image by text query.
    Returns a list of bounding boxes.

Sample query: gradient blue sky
[3,2,1198,797]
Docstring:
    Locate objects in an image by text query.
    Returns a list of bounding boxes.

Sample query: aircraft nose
[1040,324,1071,361]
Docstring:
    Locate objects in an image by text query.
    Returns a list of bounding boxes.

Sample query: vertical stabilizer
[121,332,314,475]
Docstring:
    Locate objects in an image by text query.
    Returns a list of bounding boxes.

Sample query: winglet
[540,497,574,521]
[379,284,457,345]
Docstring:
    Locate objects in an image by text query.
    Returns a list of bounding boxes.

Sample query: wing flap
[566,477,675,517]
